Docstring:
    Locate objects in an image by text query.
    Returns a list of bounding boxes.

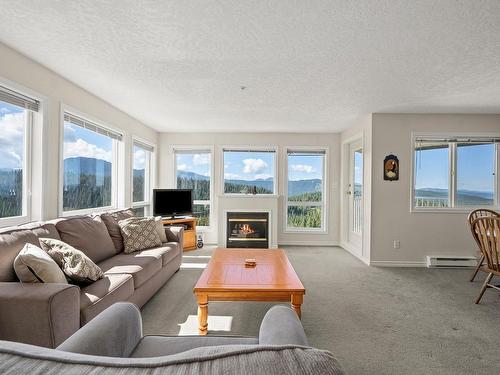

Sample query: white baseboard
[278,241,339,247]
[339,242,370,265]
[369,260,427,267]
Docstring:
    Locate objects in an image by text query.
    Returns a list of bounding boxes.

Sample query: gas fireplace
[226,212,269,248]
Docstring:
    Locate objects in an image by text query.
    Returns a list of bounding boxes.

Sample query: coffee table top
[194,248,305,293]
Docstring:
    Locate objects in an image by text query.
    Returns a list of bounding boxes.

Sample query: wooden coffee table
[193,248,305,335]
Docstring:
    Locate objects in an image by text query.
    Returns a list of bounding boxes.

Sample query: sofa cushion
[131,336,259,358]
[39,238,104,285]
[80,273,134,310]
[98,252,162,288]
[100,209,135,253]
[119,217,162,254]
[0,223,60,282]
[155,217,168,242]
[139,244,180,266]
[53,216,116,263]
[14,243,68,284]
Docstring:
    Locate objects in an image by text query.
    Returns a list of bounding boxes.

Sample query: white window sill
[219,194,280,198]
[61,206,116,217]
[411,206,500,214]
[284,227,328,234]
[0,215,31,228]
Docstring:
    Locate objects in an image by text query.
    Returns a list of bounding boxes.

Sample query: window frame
[131,138,155,216]
[410,132,500,213]
[221,146,278,196]
[172,146,214,230]
[284,146,328,233]
[59,105,121,217]
[0,106,33,227]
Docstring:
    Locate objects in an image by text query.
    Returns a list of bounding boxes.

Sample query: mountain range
[177,170,322,196]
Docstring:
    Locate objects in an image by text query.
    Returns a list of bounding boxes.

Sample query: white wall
[370,113,500,266]
[158,132,340,245]
[340,115,372,264]
[0,42,158,221]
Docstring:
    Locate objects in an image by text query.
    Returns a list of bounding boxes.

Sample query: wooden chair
[468,209,500,282]
[471,216,500,304]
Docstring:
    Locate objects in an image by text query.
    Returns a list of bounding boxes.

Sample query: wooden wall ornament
[383,154,399,181]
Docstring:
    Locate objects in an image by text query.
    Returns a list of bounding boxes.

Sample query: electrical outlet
[393,240,400,249]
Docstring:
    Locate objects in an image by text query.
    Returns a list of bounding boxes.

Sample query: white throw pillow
[14,243,68,284]
[155,216,168,243]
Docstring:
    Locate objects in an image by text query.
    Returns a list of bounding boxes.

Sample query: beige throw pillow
[155,216,168,243]
[39,238,104,285]
[119,217,162,253]
[14,243,68,284]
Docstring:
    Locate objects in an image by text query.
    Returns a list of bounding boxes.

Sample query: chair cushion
[53,216,116,263]
[0,223,60,282]
[119,217,162,254]
[138,243,180,266]
[39,238,104,285]
[131,336,259,358]
[97,252,162,288]
[155,217,167,242]
[80,273,134,310]
[14,243,68,284]
[99,209,135,253]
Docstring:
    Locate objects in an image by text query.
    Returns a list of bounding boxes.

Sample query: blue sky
[415,144,494,193]
[224,151,275,181]
[176,152,211,177]
[288,154,323,181]
[0,102,25,169]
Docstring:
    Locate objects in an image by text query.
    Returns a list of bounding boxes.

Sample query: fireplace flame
[240,224,255,234]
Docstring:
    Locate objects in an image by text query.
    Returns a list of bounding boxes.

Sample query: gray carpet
[141,246,500,375]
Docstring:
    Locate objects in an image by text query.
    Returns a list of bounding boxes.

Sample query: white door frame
[340,136,364,257]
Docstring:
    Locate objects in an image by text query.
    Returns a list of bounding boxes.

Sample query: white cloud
[0,107,10,114]
[64,138,112,162]
[177,163,188,171]
[291,164,314,173]
[64,123,77,142]
[133,148,146,169]
[193,153,209,165]
[254,174,273,180]
[0,112,25,169]
[242,158,268,174]
[224,173,242,180]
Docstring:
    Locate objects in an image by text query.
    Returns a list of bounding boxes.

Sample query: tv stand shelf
[162,217,197,251]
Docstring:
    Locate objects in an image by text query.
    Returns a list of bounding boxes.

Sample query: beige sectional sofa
[0,210,184,348]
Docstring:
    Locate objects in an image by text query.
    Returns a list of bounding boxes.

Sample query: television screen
[153,189,193,217]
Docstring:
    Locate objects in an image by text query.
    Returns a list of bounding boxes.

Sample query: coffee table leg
[291,294,303,319]
[197,294,208,335]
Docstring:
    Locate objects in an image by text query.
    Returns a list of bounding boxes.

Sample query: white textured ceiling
[0,1,499,133]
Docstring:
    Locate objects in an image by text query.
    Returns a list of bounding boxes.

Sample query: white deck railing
[414,197,448,208]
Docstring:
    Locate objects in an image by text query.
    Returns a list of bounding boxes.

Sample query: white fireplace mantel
[217,195,279,248]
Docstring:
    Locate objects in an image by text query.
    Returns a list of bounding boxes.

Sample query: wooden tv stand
[162,216,197,251]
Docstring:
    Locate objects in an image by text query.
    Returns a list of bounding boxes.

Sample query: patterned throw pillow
[119,217,162,253]
[39,238,104,285]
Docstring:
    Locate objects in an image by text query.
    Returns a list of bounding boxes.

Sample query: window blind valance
[415,136,500,151]
[134,140,154,153]
[64,112,123,141]
[288,150,326,156]
[0,85,40,112]
[223,149,275,153]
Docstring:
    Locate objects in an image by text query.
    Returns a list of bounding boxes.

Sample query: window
[62,112,121,213]
[0,85,38,225]
[175,150,211,227]
[223,149,276,194]
[286,150,326,230]
[413,136,499,209]
[132,141,153,216]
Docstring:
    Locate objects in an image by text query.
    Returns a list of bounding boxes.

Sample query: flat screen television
[153,189,193,218]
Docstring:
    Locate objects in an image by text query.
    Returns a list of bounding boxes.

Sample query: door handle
[347,191,352,195]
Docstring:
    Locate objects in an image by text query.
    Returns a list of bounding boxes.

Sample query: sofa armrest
[258,305,309,346]
[0,282,80,348]
[57,302,142,358]
[164,226,184,250]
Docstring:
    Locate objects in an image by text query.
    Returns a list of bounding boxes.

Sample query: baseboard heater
[426,256,477,268]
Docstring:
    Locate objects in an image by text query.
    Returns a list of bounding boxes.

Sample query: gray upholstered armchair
[0,302,345,374]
